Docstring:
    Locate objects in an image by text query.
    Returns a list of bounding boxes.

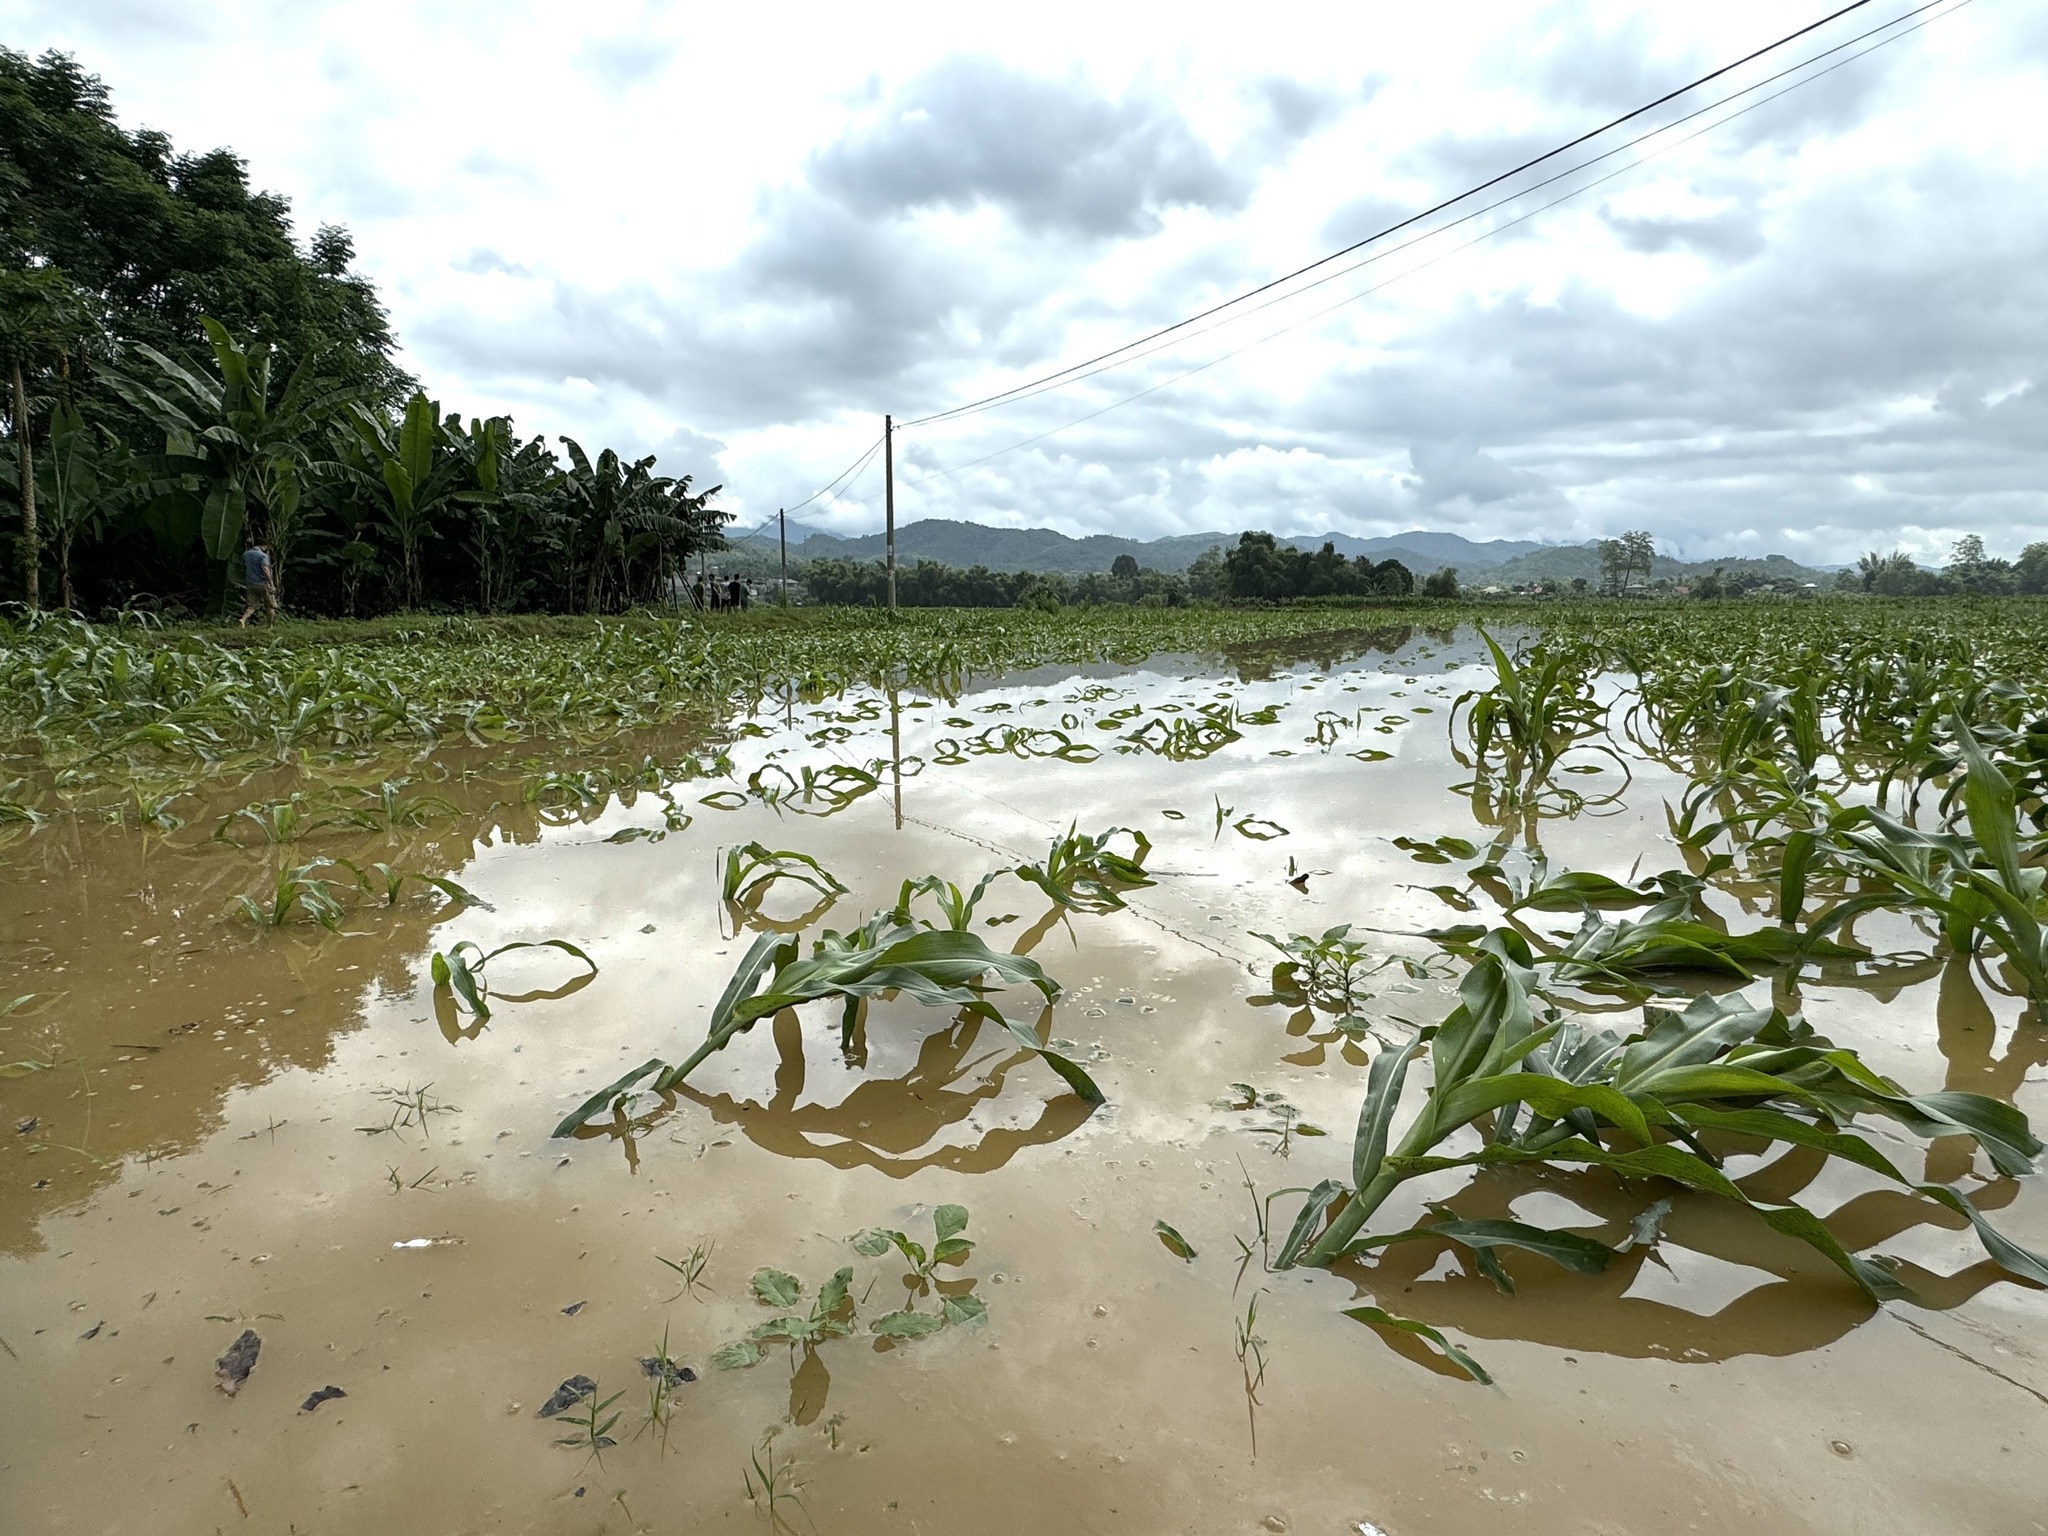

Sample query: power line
[894,0,1967,492]
[901,0,1893,431]
[892,0,1948,433]
[774,433,885,523]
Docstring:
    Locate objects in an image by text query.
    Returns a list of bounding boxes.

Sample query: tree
[1110,553,1140,582]
[2018,542,2048,596]
[1599,530,1655,596]
[344,391,481,609]
[1944,533,2012,595]
[0,49,405,403]
[1421,566,1460,599]
[1186,545,1226,600]
[0,266,95,607]
[109,317,357,603]
[39,400,106,610]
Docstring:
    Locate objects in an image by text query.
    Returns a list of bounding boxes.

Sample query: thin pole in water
[884,414,896,612]
[778,507,787,607]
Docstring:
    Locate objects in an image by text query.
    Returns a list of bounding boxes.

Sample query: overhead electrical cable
[894,0,1968,492]
[901,0,1904,431]
[893,0,1950,432]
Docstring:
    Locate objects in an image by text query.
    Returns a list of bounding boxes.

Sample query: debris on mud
[79,1321,104,1340]
[560,1300,587,1316]
[639,1355,697,1387]
[300,1386,347,1413]
[536,1375,596,1418]
[15,1116,35,1135]
[215,1329,261,1396]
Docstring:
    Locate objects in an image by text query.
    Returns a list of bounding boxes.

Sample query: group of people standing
[692,572,753,612]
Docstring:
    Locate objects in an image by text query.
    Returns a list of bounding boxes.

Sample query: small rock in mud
[536,1375,596,1418]
[79,1321,104,1340]
[560,1300,587,1316]
[215,1329,261,1396]
[300,1386,347,1413]
[15,1116,36,1135]
[639,1356,697,1388]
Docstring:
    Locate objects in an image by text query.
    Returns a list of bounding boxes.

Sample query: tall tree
[1599,530,1655,596]
[0,265,94,607]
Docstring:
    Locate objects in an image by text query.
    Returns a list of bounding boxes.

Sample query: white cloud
[4,0,2045,556]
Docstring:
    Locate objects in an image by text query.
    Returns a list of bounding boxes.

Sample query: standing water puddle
[2,624,2043,1534]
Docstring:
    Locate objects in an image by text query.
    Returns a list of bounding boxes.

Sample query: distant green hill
[782,519,1552,575]
[718,517,1838,586]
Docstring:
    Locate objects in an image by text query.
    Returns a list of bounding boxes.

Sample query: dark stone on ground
[536,1374,596,1418]
[215,1329,261,1396]
[639,1356,696,1387]
[301,1386,347,1412]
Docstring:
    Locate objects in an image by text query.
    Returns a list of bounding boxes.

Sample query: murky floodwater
[3,625,2044,1535]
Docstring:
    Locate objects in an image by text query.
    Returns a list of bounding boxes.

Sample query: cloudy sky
[8,0,2046,560]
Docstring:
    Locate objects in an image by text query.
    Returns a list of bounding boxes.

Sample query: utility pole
[778,507,787,607]
[884,413,897,612]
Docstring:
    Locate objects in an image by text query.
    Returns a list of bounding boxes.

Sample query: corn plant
[335,777,458,832]
[1450,630,1625,812]
[431,938,597,1022]
[1277,929,2046,1303]
[721,842,848,920]
[230,858,349,930]
[552,905,1098,1136]
[1012,823,1153,914]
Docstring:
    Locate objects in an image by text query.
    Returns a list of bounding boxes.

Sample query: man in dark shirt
[239,539,276,626]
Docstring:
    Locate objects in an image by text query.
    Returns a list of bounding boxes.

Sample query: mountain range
[768,519,1549,576]
[719,517,1838,586]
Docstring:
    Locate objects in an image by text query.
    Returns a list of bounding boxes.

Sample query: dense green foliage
[0,48,727,619]
[1852,536,2048,597]
[1222,531,1414,600]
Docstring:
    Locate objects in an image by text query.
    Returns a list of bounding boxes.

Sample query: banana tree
[105,317,357,603]
[554,438,673,612]
[40,402,105,611]
[1281,928,2046,1301]
[343,391,494,610]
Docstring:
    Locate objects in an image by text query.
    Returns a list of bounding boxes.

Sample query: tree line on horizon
[0,48,730,621]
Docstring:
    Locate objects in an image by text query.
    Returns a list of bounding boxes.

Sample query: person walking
[239,537,277,626]
[728,574,747,612]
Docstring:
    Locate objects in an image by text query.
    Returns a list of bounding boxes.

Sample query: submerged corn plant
[1795,716,2048,1004]
[721,842,848,925]
[1011,823,1154,913]
[1451,630,1628,819]
[230,858,350,930]
[430,938,597,1022]
[552,879,1101,1136]
[1274,930,2046,1308]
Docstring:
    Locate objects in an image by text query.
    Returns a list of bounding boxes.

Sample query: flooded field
[3,618,2045,1536]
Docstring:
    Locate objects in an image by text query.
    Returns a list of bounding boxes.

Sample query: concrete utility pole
[778,507,787,606]
[884,414,897,612]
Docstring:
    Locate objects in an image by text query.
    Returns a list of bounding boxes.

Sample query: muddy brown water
[2,627,2043,1535]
